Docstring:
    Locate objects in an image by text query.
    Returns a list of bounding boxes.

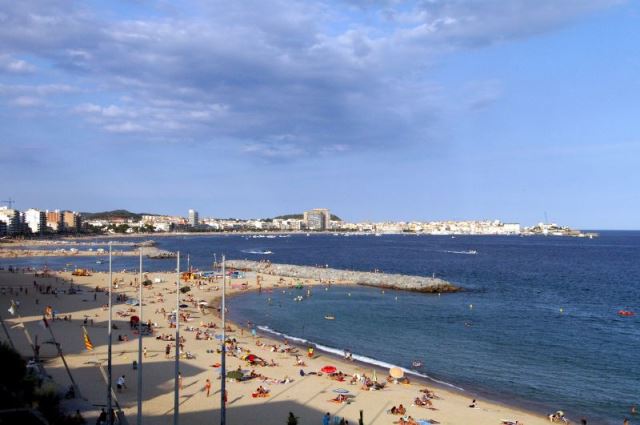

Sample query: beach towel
[417,420,432,425]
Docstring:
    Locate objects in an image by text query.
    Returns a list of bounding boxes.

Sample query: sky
[1,0,639,229]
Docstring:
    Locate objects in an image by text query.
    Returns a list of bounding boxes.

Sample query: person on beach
[143,346,147,358]
[323,412,331,425]
[205,379,211,397]
[96,408,106,425]
[469,399,477,408]
[117,375,126,392]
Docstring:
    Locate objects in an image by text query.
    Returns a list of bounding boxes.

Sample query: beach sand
[0,268,553,425]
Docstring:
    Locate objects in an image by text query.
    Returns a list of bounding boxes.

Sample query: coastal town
[0,204,597,239]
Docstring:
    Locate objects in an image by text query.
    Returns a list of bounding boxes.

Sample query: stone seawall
[226,260,459,293]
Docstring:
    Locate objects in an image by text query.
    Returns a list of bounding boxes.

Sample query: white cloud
[0,55,35,74]
[10,95,43,107]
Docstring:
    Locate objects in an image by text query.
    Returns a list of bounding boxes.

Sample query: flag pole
[107,242,113,425]
[137,249,143,425]
[46,319,82,398]
[220,254,226,425]
[173,252,180,425]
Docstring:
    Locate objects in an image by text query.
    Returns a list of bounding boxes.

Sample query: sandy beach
[0,267,553,425]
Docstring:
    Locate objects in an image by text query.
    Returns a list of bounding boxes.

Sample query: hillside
[81,210,157,220]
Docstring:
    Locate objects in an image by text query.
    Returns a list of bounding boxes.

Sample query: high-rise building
[188,209,199,226]
[24,208,46,234]
[46,210,63,233]
[0,207,20,235]
[63,211,81,232]
[303,208,331,231]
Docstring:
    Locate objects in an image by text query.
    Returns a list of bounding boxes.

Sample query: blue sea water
[2,232,639,423]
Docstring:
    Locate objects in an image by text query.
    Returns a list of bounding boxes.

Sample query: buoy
[395,296,398,301]
[348,293,351,297]
[560,308,564,313]
[469,304,473,309]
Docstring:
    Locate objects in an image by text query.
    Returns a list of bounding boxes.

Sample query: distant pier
[226,260,459,293]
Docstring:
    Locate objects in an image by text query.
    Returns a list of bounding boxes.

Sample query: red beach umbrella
[321,365,337,374]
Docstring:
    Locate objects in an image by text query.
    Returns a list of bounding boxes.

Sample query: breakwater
[226,260,459,293]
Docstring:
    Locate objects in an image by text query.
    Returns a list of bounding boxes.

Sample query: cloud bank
[0,0,620,159]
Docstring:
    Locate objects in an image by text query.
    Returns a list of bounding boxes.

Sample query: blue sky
[1,0,638,229]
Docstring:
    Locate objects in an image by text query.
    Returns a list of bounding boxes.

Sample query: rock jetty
[226,260,459,293]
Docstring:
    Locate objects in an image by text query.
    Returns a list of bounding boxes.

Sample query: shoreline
[0,267,560,425]
[224,289,560,425]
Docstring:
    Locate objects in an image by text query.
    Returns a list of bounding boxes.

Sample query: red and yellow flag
[83,326,94,351]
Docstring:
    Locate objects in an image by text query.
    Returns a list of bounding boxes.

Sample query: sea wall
[226,260,459,293]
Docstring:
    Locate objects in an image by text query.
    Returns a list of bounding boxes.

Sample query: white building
[188,209,199,226]
[24,208,46,234]
[0,207,21,235]
[304,208,331,231]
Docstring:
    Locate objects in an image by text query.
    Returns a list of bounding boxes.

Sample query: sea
[2,232,638,423]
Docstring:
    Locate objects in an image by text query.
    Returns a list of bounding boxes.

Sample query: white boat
[324,315,335,320]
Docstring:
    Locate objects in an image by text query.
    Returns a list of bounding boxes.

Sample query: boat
[324,315,335,320]
[618,310,635,317]
[412,361,423,368]
[96,260,103,264]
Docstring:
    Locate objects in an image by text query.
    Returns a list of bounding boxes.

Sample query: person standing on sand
[143,346,147,358]
[165,344,171,359]
[205,379,211,397]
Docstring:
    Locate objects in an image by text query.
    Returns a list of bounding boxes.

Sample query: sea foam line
[255,325,464,391]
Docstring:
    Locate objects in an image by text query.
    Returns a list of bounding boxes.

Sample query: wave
[443,250,477,255]
[255,325,464,391]
[241,249,273,255]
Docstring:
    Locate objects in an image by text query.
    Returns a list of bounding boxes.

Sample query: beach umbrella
[333,388,349,394]
[179,304,189,308]
[142,279,152,286]
[246,354,257,362]
[321,365,337,374]
[180,286,191,293]
[389,367,404,379]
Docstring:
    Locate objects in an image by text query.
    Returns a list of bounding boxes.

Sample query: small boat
[96,260,103,264]
[618,310,635,317]
[412,361,423,368]
[324,315,335,320]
